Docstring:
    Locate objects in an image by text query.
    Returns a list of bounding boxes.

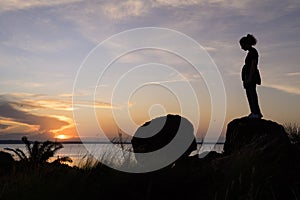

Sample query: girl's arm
[247,59,258,83]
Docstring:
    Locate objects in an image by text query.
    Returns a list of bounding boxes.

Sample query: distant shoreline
[0,140,224,145]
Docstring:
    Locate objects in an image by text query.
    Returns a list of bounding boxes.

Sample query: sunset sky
[0,0,299,142]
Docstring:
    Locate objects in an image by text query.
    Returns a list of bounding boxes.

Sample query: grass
[284,123,300,146]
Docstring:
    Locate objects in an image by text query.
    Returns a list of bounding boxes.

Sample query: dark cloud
[0,124,11,130]
[0,94,45,109]
[0,101,68,133]
[0,132,28,140]
[0,132,54,141]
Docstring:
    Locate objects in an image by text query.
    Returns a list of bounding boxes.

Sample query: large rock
[224,117,291,155]
[216,117,300,199]
[131,114,197,166]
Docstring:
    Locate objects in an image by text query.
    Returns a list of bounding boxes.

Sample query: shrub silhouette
[284,123,300,146]
[5,136,71,165]
[0,151,14,171]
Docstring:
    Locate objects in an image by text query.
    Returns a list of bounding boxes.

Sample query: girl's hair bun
[246,34,257,46]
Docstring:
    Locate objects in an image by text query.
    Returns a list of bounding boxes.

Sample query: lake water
[0,143,224,167]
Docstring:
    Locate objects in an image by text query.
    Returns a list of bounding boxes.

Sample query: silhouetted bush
[0,151,14,172]
[285,123,300,146]
[4,136,72,166]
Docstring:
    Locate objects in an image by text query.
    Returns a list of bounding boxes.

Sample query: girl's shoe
[248,113,263,119]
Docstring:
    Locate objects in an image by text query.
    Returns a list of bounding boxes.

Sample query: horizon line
[0,139,225,145]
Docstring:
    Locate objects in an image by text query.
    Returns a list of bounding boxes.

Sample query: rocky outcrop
[129,117,300,199]
[215,117,300,200]
[131,114,197,165]
[224,117,291,155]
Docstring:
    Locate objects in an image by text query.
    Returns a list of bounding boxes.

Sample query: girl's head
[240,34,257,51]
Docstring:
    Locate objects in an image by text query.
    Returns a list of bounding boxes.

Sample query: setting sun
[55,134,69,140]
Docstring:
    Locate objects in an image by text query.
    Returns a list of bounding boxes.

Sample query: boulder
[223,117,291,155]
[216,117,300,199]
[131,114,197,166]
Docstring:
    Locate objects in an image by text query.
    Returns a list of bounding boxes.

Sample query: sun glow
[55,134,69,140]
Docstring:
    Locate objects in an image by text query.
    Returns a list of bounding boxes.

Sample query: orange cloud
[0,93,130,140]
[0,102,69,138]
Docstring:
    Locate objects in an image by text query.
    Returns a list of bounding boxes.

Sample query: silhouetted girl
[240,34,263,119]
